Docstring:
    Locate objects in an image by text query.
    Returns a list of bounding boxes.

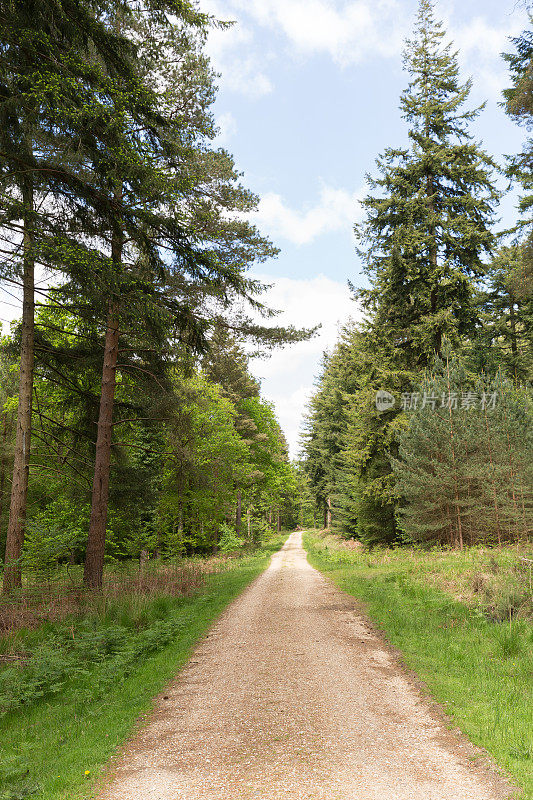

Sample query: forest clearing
[0,0,532,798]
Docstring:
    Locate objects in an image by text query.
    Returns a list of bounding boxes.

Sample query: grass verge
[304,531,533,799]
[0,538,285,800]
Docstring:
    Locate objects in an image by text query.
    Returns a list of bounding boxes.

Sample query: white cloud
[203,2,274,97]
[250,273,361,457]
[451,14,526,100]
[232,0,406,66]
[202,0,407,97]
[215,55,273,98]
[266,384,314,457]
[215,111,237,144]
[251,184,364,246]
[203,0,528,102]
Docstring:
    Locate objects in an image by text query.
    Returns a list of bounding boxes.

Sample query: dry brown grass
[315,529,363,551]
[0,557,228,637]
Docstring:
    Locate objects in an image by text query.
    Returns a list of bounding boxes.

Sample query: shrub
[217,523,244,554]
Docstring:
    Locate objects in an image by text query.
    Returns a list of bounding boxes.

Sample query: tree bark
[83,210,122,589]
[505,430,528,543]
[483,405,502,545]
[83,299,120,588]
[235,489,242,535]
[509,296,518,383]
[326,495,332,529]
[0,413,9,527]
[445,357,463,550]
[3,175,35,592]
[426,171,441,359]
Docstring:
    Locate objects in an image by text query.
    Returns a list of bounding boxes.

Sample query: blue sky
[202,0,530,455]
[0,0,529,457]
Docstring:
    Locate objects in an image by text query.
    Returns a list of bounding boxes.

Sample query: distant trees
[1,299,301,579]
[477,245,533,382]
[303,0,532,548]
[303,324,402,546]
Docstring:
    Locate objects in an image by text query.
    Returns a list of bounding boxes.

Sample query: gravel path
[98,532,512,800]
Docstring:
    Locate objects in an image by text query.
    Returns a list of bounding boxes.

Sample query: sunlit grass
[304,531,533,800]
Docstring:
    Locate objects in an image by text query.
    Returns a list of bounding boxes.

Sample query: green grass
[304,531,533,800]
[0,538,285,800]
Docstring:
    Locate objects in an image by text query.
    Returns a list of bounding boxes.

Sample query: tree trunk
[83,298,120,588]
[83,208,122,589]
[0,413,9,527]
[235,489,242,535]
[426,171,441,359]
[509,297,518,383]
[483,405,502,545]
[326,495,332,529]
[276,508,281,533]
[505,430,528,542]
[445,357,463,550]
[3,176,35,592]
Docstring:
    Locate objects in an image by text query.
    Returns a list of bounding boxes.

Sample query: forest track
[98,532,512,800]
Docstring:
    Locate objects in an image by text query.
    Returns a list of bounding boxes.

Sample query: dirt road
[98,532,511,800]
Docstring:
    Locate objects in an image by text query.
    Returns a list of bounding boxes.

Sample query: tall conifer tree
[356,0,499,367]
[0,0,146,590]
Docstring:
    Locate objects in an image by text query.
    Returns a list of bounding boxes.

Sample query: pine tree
[320,0,502,547]
[334,325,407,546]
[356,0,499,367]
[302,322,405,543]
[79,2,315,587]
[303,348,350,530]
[0,0,149,590]
[393,351,532,547]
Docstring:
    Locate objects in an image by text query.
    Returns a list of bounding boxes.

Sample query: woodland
[0,0,314,594]
[0,0,531,595]
[303,1,532,549]
[0,3,531,799]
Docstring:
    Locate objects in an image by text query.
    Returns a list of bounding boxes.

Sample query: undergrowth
[321,533,533,622]
[304,531,533,800]
[0,558,215,636]
[0,536,285,800]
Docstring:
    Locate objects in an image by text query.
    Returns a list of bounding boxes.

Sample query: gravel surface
[98,532,512,800]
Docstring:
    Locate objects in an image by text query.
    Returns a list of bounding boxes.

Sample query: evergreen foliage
[476,244,533,383]
[0,0,308,587]
[303,0,533,550]
[356,0,498,366]
[393,351,532,547]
